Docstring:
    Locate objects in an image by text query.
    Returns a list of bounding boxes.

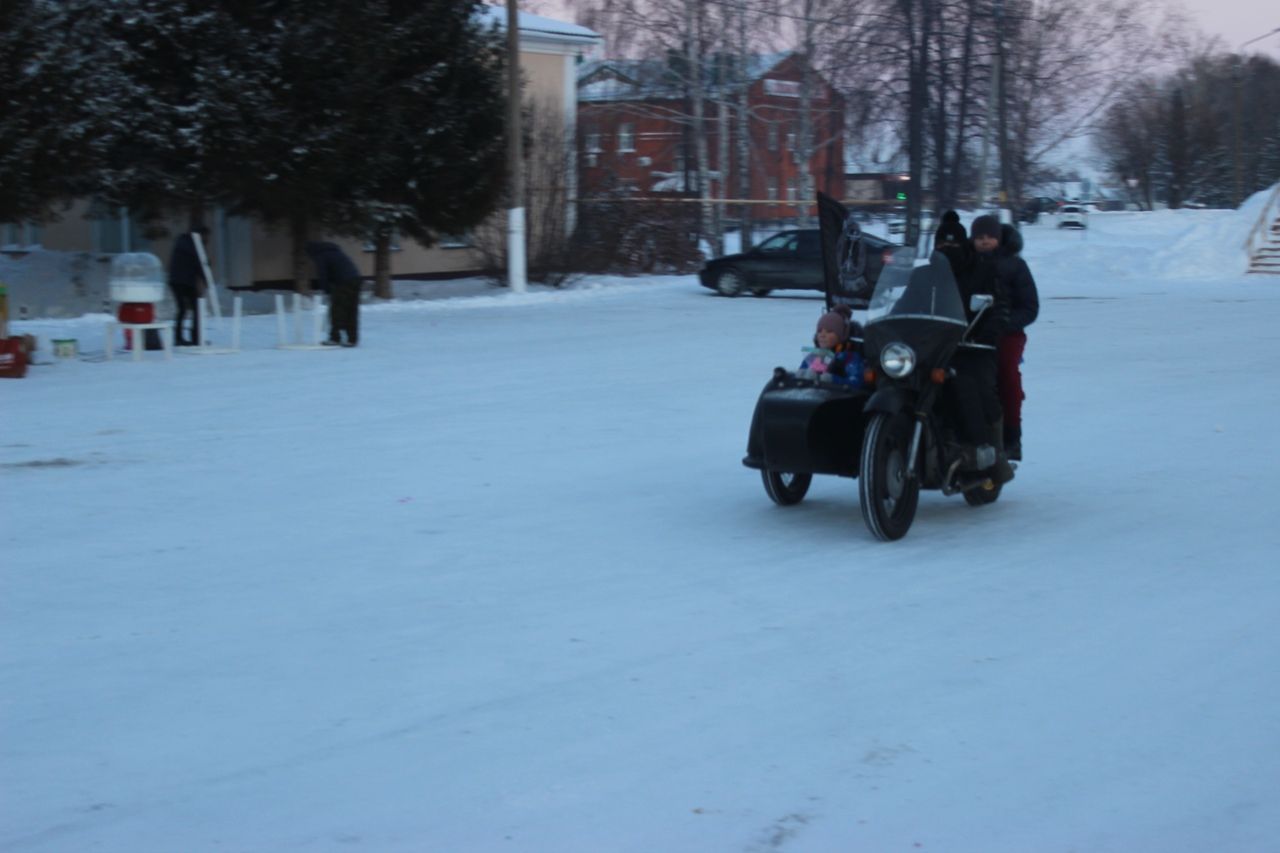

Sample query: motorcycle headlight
[880,342,916,378]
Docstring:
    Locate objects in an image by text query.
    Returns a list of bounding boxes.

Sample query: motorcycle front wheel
[858,411,920,541]
[763,470,812,505]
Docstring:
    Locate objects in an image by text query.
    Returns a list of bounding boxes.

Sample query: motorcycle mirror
[969,294,994,313]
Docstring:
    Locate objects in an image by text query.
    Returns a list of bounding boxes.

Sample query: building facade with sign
[576,52,845,223]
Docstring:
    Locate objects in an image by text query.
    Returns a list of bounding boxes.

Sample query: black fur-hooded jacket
[961,224,1040,344]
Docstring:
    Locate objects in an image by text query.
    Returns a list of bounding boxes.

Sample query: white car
[1058,204,1087,229]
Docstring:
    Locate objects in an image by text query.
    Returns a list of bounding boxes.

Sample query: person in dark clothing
[937,213,1035,483]
[933,210,970,281]
[930,211,1002,477]
[305,241,362,347]
[168,227,209,346]
[965,215,1039,460]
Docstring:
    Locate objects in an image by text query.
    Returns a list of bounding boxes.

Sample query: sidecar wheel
[963,480,1002,506]
[716,268,746,297]
[858,411,920,541]
[763,470,812,505]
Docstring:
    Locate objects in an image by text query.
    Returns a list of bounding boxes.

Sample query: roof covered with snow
[476,5,601,47]
[577,52,792,102]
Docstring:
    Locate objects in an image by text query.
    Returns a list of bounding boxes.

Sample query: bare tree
[1096,77,1162,209]
[998,0,1180,205]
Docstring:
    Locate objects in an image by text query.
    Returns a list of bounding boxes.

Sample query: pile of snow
[3,202,1279,852]
[1017,190,1278,286]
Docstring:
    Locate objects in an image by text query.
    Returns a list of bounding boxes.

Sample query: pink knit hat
[816,308,850,338]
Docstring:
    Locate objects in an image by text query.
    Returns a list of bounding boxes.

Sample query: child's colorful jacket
[799,341,864,387]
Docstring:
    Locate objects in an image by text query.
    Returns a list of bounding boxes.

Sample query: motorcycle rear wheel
[763,470,812,505]
[858,411,920,541]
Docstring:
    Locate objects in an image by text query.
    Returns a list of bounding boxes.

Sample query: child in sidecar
[743,304,870,498]
[798,305,864,387]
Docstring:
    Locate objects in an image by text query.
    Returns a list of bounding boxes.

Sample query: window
[585,131,602,153]
[786,130,797,152]
[767,124,778,152]
[764,79,802,98]
[758,232,798,253]
[786,179,797,202]
[90,203,148,254]
[617,123,635,152]
[438,232,473,249]
[362,232,403,253]
[766,178,778,201]
[1,222,42,250]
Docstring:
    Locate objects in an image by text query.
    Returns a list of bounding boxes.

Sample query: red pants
[997,332,1027,427]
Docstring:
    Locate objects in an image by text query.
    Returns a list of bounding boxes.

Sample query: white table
[105,321,173,361]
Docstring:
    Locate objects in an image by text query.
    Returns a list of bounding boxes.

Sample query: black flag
[817,192,871,308]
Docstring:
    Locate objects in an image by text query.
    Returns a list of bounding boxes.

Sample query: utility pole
[685,2,712,249]
[976,0,1000,213]
[796,0,817,226]
[736,0,753,251]
[904,0,931,248]
[506,0,527,292]
[995,0,1013,220]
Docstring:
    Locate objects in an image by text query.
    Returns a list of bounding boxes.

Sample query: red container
[0,337,27,378]
[117,302,156,350]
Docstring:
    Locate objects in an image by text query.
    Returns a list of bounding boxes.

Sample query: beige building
[2,9,599,310]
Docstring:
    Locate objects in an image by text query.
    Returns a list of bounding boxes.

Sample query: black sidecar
[742,370,870,504]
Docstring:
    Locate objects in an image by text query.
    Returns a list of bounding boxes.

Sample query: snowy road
[3,208,1279,851]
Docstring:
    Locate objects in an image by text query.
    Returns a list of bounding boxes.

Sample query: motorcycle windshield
[865,248,966,327]
[863,248,967,374]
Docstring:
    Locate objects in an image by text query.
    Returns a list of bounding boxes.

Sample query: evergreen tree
[216,0,508,292]
[88,1,248,228]
[0,0,106,224]
[326,0,508,296]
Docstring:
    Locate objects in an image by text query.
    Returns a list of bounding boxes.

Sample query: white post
[275,294,287,346]
[231,296,242,351]
[508,208,527,293]
[191,232,222,320]
[275,291,336,350]
[312,294,325,344]
[506,0,527,294]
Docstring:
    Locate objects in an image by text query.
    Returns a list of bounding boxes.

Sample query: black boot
[990,417,1014,483]
[1004,425,1022,461]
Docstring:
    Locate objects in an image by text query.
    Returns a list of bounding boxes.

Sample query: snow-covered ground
[3,199,1279,852]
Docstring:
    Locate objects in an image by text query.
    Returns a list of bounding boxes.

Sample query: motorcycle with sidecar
[742,194,1014,540]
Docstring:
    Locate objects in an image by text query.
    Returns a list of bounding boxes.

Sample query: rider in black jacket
[939,213,1038,482]
[963,216,1039,458]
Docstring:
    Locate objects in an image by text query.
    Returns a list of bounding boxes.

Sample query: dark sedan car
[698,228,894,297]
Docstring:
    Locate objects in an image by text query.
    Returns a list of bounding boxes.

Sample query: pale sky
[1175,0,1280,53]
[528,0,1279,55]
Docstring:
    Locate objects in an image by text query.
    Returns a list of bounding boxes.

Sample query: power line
[1240,25,1280,49]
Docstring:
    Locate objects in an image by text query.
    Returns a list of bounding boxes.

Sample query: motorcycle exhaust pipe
[941,458,997,496]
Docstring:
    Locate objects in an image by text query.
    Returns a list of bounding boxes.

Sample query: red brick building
[576,53,845,224]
